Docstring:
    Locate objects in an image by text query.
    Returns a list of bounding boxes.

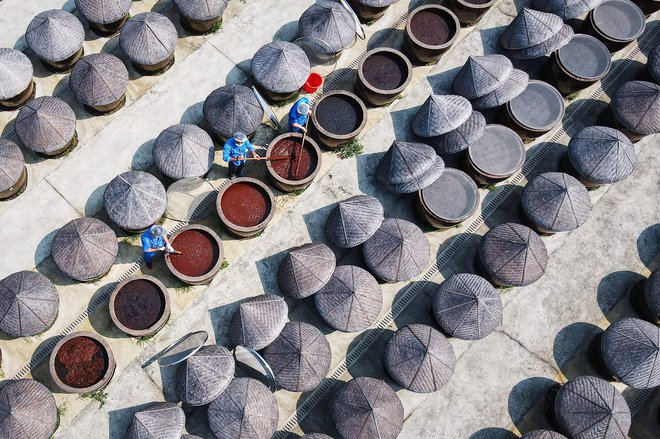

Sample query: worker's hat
[297,102,310,115]
[150,225,166,237]
[234,132,247,143]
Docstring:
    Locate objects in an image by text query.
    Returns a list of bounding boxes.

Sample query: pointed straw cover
[152,124,214,180]
[433,273,502,340]
[412,95,472,138]
[0,48,33,100]
[0,271,59,337]
[522,172,592,233]
[315,265,382,332]
[648,45,660,84]
[363,218,429,283]
[104,171,167,231]
[325,194,384,248]
[175,0,229,21]
[252,41,310,94]
[611,81,660,135]
[479,223,548,287]
[385,155,445,194]
[0,379,58,439]
[452,55,513,100]
[278,243,336,299]
[300,434,333,439]
[203,84,264,139]
[262,321,331,392]
[125,402,185,439]
[432,111,486,155]
[70,53,129,107]
[0,139,24,193]
[521,431,568,439]
[507,24,574,60]
[554,376,631,439]
[15,97,76,155]
[500,8,564,50]
[120,12,178,66]
[601,317,659,389]
[471,69,529,110]
[75,0,132,24]
[385,324,456,393]
[26,10,84,63]
[535,0,602,20]
[51,217,118,281]
[230,294,288,350]
[568,126,635,184]
[176,345,235,406]
[299,0,358,53]
[332,377,403,439]
[207,377,278,439]
[376,141,437,185]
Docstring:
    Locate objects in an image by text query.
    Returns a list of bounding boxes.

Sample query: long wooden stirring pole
[294,116,310,179]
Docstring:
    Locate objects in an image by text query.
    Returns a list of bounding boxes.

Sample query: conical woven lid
[230,294,288,350]
[376,141,437,185]
[104,171,167,231]
[500,8,564,50]
[431,111,486,155]
[299,0,357,53]
[521,430,568,439]
[207,377,278,439]
[601,317,659,389]
[0,139,24,193]
[175,0,229,21]
[332,377,403,439]
[363,218,429,282]
[385,155,445,194]
[412,95,472,137]
[0,48,33,100]
[568,126,636,184]
[384,324,456,393]
[452,55,513,100]
[125,402,185,439]
[278,243,336,299]
[535,0,602,20]
[203,84,264,139]
[433,273,502,340]
[300,434,334,439]
[648,45,660,84]
[507,24,574,60]
[26,10,84,63]
[15,96,76,155]
[554,376,631,439]
[75,0,132,24]
[176,345,235,406]
[252,41,310,94]
[315,265,382,332]
[51,217,118,281]
[0,271,59,337]
[70,53,129,107]
[262,321,331,392]
[153,124,214,180]
[645,269,659,322]
[471,69,529,110]
[479,223,548,287]
[325,194,384,248]
[120,12,177,66]
[522,172,591,233]
[0,379,57,439]
[611,81,660,135]
[355,0,399,6]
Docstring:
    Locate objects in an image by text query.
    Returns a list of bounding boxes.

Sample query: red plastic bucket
[304,73,323,93]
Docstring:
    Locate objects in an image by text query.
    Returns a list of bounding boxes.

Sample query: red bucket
[304,73,323,93]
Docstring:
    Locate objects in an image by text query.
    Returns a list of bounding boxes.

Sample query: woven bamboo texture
[75,0,131,24]
[376,140,437,185]
[645,269,659,322]
[521,430,568,439]
[120,12,178,66]
[649,45,660,83]
[278,243,336,298]
[176,344,235,406]
[452,55,513,100]
[471,69,529,110]
[70,53,129,107]
[432,110,486,155]
[535,0,602,19]
[15,96,76,155]
[0,271,59,337]
[203,84,264,139]
[26,10,84,63]
[412,95,472,138]
[175,0,229,21]
[230,294,288,350]
[181,435,203,439]
[385,155,445,194]
[507,24,574,60]
[104,171,167,231]
[252,41,310,94]
[153,124,214,180]
[299,0,357,53]
[0,48,33,100]
[500,8,564,50]
[0,139,24,192]
[325,194,384,248]
[356,0,399,6]
[611,80,660,135]
[0,379,58,439]
[300,434,334,439]
[125,402,185,439]
[568,126,636,184]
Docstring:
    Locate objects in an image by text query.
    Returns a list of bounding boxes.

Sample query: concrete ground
[0,0,658,438]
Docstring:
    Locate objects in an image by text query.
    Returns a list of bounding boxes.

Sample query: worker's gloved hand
[166,245,174,253]
[157,246,166,251]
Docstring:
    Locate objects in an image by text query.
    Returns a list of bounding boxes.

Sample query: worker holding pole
[289,97,312,133]
[223,132,259,178]
[141,225,173,269]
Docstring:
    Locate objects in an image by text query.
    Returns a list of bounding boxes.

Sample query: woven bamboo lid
[554,376,630,439]
[70,53,129,107]
[645,269,659,322]
[500,8,564,50]
[315,265,382,332]
[452,55,513,100]
[104,171,167,231]
[601,317,659,389]
[175,0,229,21]
[120,12,178,66]
[355,0,399,5]
[15,96,76,155]
[363,218,429,282]
[252,41,310,94]
[75,0,132,24]
[535,0,603,19]
[479,223,548,287]
[325,194,384,248]
[0,48,33,100]
[230,294,288,350]
[300,434,333,439]
[182,435,202,439]
[431,111,486,155]
[207,377,278,439]
[152,124,214,180]
[385,155,445,194]
[278,243,336,299]
[332,377,403,439]
[648,45,660,83]
[51,217,118,281]
[0,271,59,337]
[611,80,660,135]
[299,0,357,53]
[0,139,25,193]
[433,273,502,340]
[507,24,574,60]
[0,379,58,439]
[385,324,456,393]
[203,84,264,139]
[522,172,591,233]
[568,126,635,184]
[471,69,529,110]
[176,344,235,406]
[125,402,185,439]
[376,140,437,185]
[521,430,568,439]
[412,95,473,138]
[26,10,84,63]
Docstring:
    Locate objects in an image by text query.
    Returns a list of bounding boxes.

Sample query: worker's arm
[244,140,258,158]
[222,141,232,163]
[292,123,307,132]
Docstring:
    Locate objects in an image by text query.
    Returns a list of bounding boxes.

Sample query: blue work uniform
[288,97,310,133]
[223,138,255,166]
[141,230,166,264]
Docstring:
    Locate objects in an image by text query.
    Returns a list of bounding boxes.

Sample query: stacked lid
[376,141,445,193]
[0,270,59,337]
[412,95,473,138]
[644,269,659,323]
[610,81,660,136]
[203,84,264,140]
[568,126,635,185]
[15,97,76,156]
[0,379,58,439]
[429,110,487,155]
[176,345,235,406]
[0,48,33,101]
[104,171,167,231]
[299,0,358,53]
[648,45,660,83]
[0,139,25,194]
[325,194,384,248]
[70,53,129,108]
[230,294,288,350]
[125,402,185,439]
[26,10,85,63]
[252,41,310,95]
[521,431,568,439]
[152,124,215,180]
[174,0,229,21]
[75,0,132,25]
[500,8,573,60]
[535,0,603,19]
[278,243,336,298]
[120,12,178,67]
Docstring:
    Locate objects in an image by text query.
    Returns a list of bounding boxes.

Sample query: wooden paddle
[293,116,311,178]
[238,156,290,161]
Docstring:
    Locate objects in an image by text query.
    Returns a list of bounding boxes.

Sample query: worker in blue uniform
[141,225,173,269]
[288,98,312,133]
[223,132,258,178]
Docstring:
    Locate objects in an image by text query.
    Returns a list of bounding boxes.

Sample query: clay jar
[416,168,480,229]
[404,5,460,63]
[587,0,646,52]
[451,0,497,27]
[357,48,412,106]
[0,82,35,111]
[462,124,525,185]
[551,34,611,95]
[504,80,565,140]
[49,331,116,393]
[311,90,367,149]
[266,132,322,192]
[109,275,170,337]
[216,177,276,238]
[346,0,395,22]
[165,225,224,285]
